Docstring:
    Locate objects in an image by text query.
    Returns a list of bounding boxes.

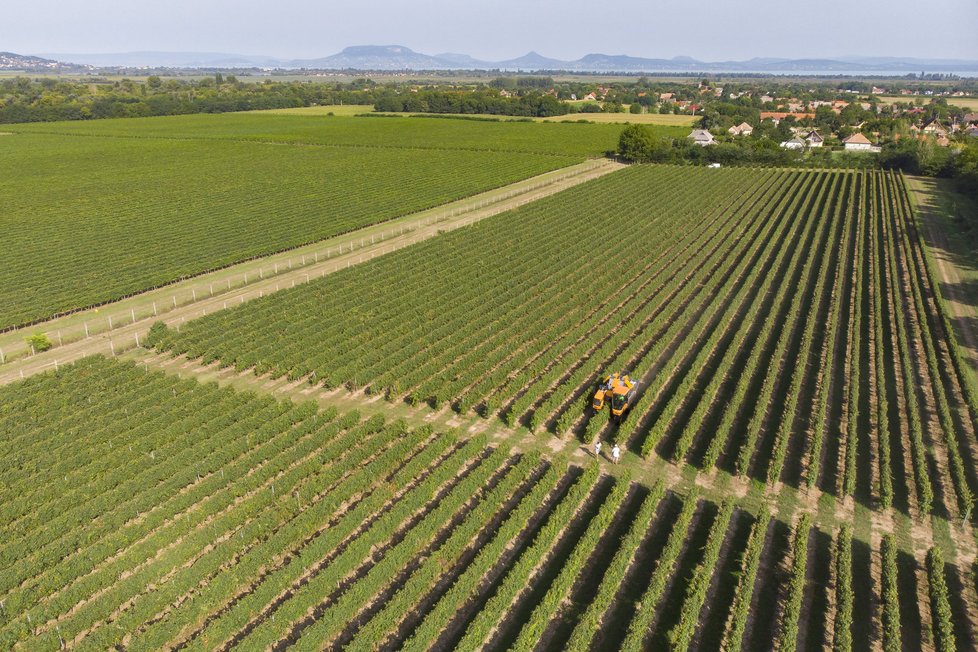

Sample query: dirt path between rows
[907,175,978,372]
[0,159,624,385]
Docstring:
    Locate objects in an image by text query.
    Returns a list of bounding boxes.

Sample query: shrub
[25,332,52,353]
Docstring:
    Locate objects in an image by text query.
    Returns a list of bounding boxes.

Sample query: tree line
[0,76,380,123]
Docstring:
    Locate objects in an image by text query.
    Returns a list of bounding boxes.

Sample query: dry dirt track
[0,159,624,385]
[908,176,978,373]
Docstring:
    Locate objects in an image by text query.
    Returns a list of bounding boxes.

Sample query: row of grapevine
[4,357,976,650]
[926,546,958,652]
[153,166,978,518]
[2,121,587,329]
[777,514,812,652]
[833,525,854,651]
[884,170,976,516]
[880,534,901,652]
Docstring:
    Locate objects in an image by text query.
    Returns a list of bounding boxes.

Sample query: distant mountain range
[19,46,978,74]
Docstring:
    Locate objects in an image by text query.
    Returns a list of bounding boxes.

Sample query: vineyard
[0,113,629,330]
[3,112,639,158]
[160,165,978,521]
[0,356,973,651]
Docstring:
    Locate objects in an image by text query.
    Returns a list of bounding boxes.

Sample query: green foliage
[722,510,771,652]
[926,547,957,652]
[880,535,901,652]
[564,482,666,651]
[144,321,171,349]
[0,76,378,124]
[25,332,52,353]
[617,124,672,162]
[777,514,811,652]
[510,473,632,649]
[620,489,700,652]
[1,113,618,328]
[455,463,602,650]
[833,526,853,652]
[667,501,735,650]
[375,89,570,117]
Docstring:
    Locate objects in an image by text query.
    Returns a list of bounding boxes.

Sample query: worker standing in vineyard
[612,443,621,464]
[594,440,602,459]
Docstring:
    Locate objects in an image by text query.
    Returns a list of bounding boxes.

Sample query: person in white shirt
[612,443,621,464]
[594,440,602,458]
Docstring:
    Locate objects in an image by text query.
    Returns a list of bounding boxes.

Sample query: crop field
[161,165,978,521]
[0,113,632,330]
[0,356,973,651]
[3,112,636,157]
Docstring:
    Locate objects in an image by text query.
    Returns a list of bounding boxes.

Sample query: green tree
[617,124,671,162]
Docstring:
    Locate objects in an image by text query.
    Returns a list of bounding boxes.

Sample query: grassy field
[364,108,698,127]
[0,355,972,651]
[252,102,698,126]
[4,111,632,157]
[0,113,631,329]
[877,94,978,110]
[541,110,697,126]
[252,104,376,116]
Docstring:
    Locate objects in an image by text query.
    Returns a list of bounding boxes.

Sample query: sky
[4,0,978,62]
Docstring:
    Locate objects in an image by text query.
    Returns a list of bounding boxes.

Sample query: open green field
[364,108,697,127]
[163,166,978,524]
[4,112,631,157]
[877,94,978,110]
[252,103,376,116]
[267,103,698,127]
[0,355,971,651]
[0,113,631,329]
[541,111,697,126]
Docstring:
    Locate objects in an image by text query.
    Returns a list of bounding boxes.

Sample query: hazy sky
[4,0,977,61]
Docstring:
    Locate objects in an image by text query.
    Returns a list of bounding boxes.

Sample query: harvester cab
[610,374,637,421]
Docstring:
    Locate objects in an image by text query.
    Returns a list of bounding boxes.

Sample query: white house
[921,119,948,137]
[804,130,824,148]
[842,132,879,152]
[688,129,716,146]
[780,136,806,150]
[727,122,754,136]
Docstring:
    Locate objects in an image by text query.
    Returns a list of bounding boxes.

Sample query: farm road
[0,158,624,385]
[908,175,978,372]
